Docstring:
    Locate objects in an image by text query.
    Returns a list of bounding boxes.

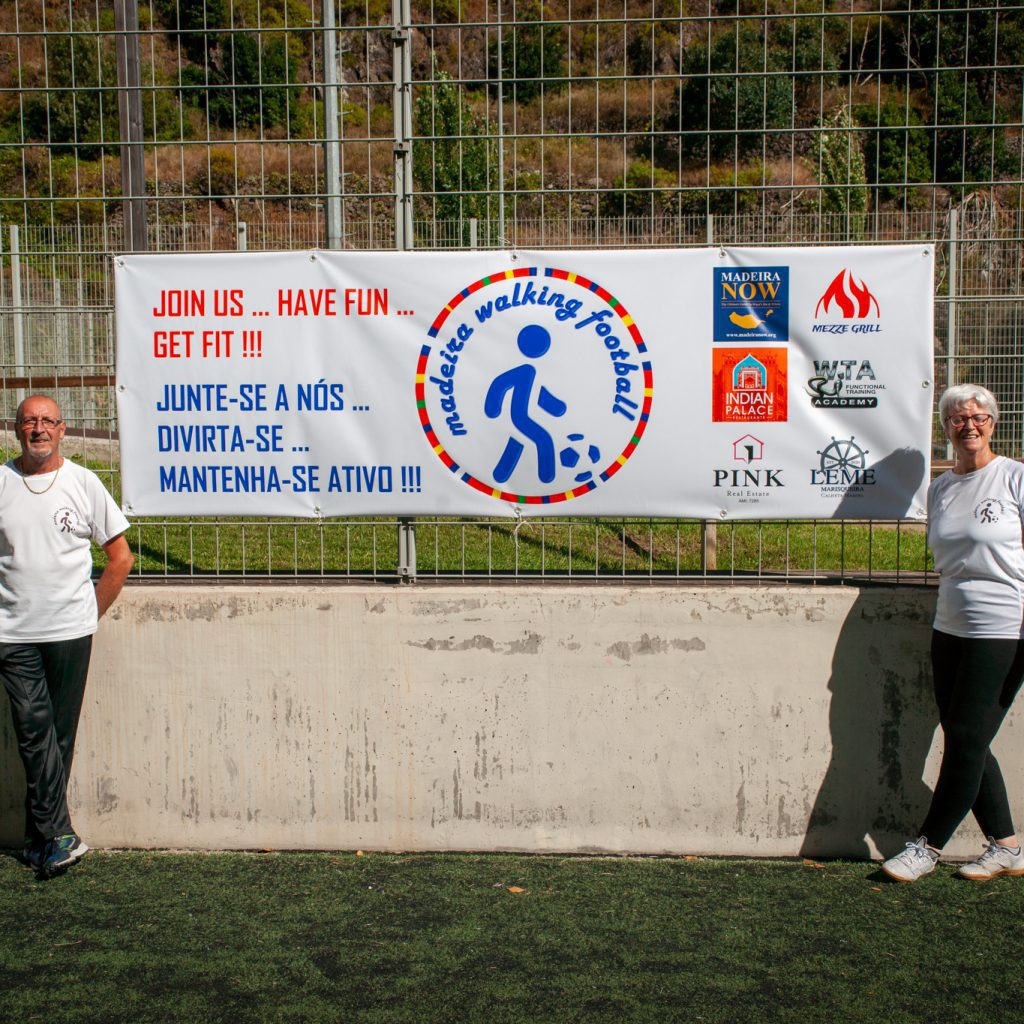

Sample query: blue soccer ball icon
[559,433,602,483]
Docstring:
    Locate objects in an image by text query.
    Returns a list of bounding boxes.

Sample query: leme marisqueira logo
[810,435,876,499]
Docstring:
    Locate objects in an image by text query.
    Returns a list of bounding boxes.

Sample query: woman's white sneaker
[957,839,1024,881]
[882,836,939,882]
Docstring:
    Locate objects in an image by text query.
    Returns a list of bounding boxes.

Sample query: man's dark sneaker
[40,833,89,877]
[19,839,44,871]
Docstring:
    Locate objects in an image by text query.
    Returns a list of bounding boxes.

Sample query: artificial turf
[0,850,1018,1023]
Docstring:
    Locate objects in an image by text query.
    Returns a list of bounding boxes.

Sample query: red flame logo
[815,269,880,319]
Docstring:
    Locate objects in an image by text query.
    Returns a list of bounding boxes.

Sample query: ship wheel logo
[816,436,868,472]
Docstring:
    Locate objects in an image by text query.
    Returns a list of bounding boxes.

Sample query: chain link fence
[0,0,1021,579]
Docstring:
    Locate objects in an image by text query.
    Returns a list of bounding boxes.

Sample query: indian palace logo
[711,348,787,423]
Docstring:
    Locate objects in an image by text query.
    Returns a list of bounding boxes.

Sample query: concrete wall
[2,582,1015,860]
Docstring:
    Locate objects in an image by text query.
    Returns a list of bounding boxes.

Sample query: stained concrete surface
[2,583,1009,860]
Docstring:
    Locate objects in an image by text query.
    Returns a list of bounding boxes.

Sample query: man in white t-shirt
[0,395,133,877]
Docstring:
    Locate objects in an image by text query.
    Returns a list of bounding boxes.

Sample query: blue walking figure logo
[485,324,567,484]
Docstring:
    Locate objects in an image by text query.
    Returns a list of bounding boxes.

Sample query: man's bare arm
[95,534,134,618]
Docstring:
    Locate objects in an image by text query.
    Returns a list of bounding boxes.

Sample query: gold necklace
[18,457,62,495]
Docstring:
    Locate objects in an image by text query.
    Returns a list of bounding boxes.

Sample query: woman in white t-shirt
[883,384,1024,882]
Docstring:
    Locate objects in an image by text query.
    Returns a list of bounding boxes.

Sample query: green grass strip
[0,850,1018,1023]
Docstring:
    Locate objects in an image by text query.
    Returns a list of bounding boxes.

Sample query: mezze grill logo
[812,269,881,335]
[713,266,789,342]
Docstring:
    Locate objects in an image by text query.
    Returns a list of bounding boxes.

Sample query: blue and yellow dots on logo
[415,266,654,505]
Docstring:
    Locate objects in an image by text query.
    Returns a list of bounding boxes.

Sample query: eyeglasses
[17,416,63,429]
[946,413,993,429]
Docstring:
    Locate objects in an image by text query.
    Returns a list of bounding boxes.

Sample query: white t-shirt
[927,455,1024,638]
[0,458,130,642]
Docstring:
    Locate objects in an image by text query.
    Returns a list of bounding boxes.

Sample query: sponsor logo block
[805,358,883,409]
[810,436,876,497]
[714,266,789,341]
[712,434,784,506]
[811,269,882,335]
[712,348,787,422]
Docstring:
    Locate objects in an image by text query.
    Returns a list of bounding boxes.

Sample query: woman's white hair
[938,383,999,424]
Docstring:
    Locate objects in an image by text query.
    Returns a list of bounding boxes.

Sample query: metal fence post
[702,213,717,573]
[397,517,417,581]
[114,0,148,252]
[393,0,416,580]
[946,207,958,461]
[10,224,25,407]
[496,0,506,245]
[391,0,413,251]
[323,0,343,250]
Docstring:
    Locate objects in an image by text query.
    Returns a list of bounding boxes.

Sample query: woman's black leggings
[920,629,1024,849]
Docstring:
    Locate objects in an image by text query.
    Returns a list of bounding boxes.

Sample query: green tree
[22,29,118,159]
[488,1,567,104]
[813,104,868,220]
[600,160,677,218]
[900,3,1023,189]
[180,29,301,133]
[662,23,796,163]
[854,95,932,207]
[153,0,227,64]
[414,63,495,231]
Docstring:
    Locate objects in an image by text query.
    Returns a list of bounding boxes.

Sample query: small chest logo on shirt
[974,498,1010,524]
[53,507,80,533]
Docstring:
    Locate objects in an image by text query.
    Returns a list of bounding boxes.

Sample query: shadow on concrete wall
[801,588,938,860]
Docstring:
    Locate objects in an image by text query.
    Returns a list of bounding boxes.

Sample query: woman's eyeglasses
[945,414,992,429]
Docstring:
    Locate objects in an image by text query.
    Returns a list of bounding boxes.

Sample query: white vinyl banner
[115,246,934,519]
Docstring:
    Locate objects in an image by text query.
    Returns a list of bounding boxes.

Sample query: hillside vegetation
[0,0,1021,227]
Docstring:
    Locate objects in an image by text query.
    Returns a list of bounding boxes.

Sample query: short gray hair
[938,383,999,425]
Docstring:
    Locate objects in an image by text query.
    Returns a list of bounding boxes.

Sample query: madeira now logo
[713,266,789,342]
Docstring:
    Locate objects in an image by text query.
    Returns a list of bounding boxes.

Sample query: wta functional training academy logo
[416,267,653,504]
[804,358,882,409]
